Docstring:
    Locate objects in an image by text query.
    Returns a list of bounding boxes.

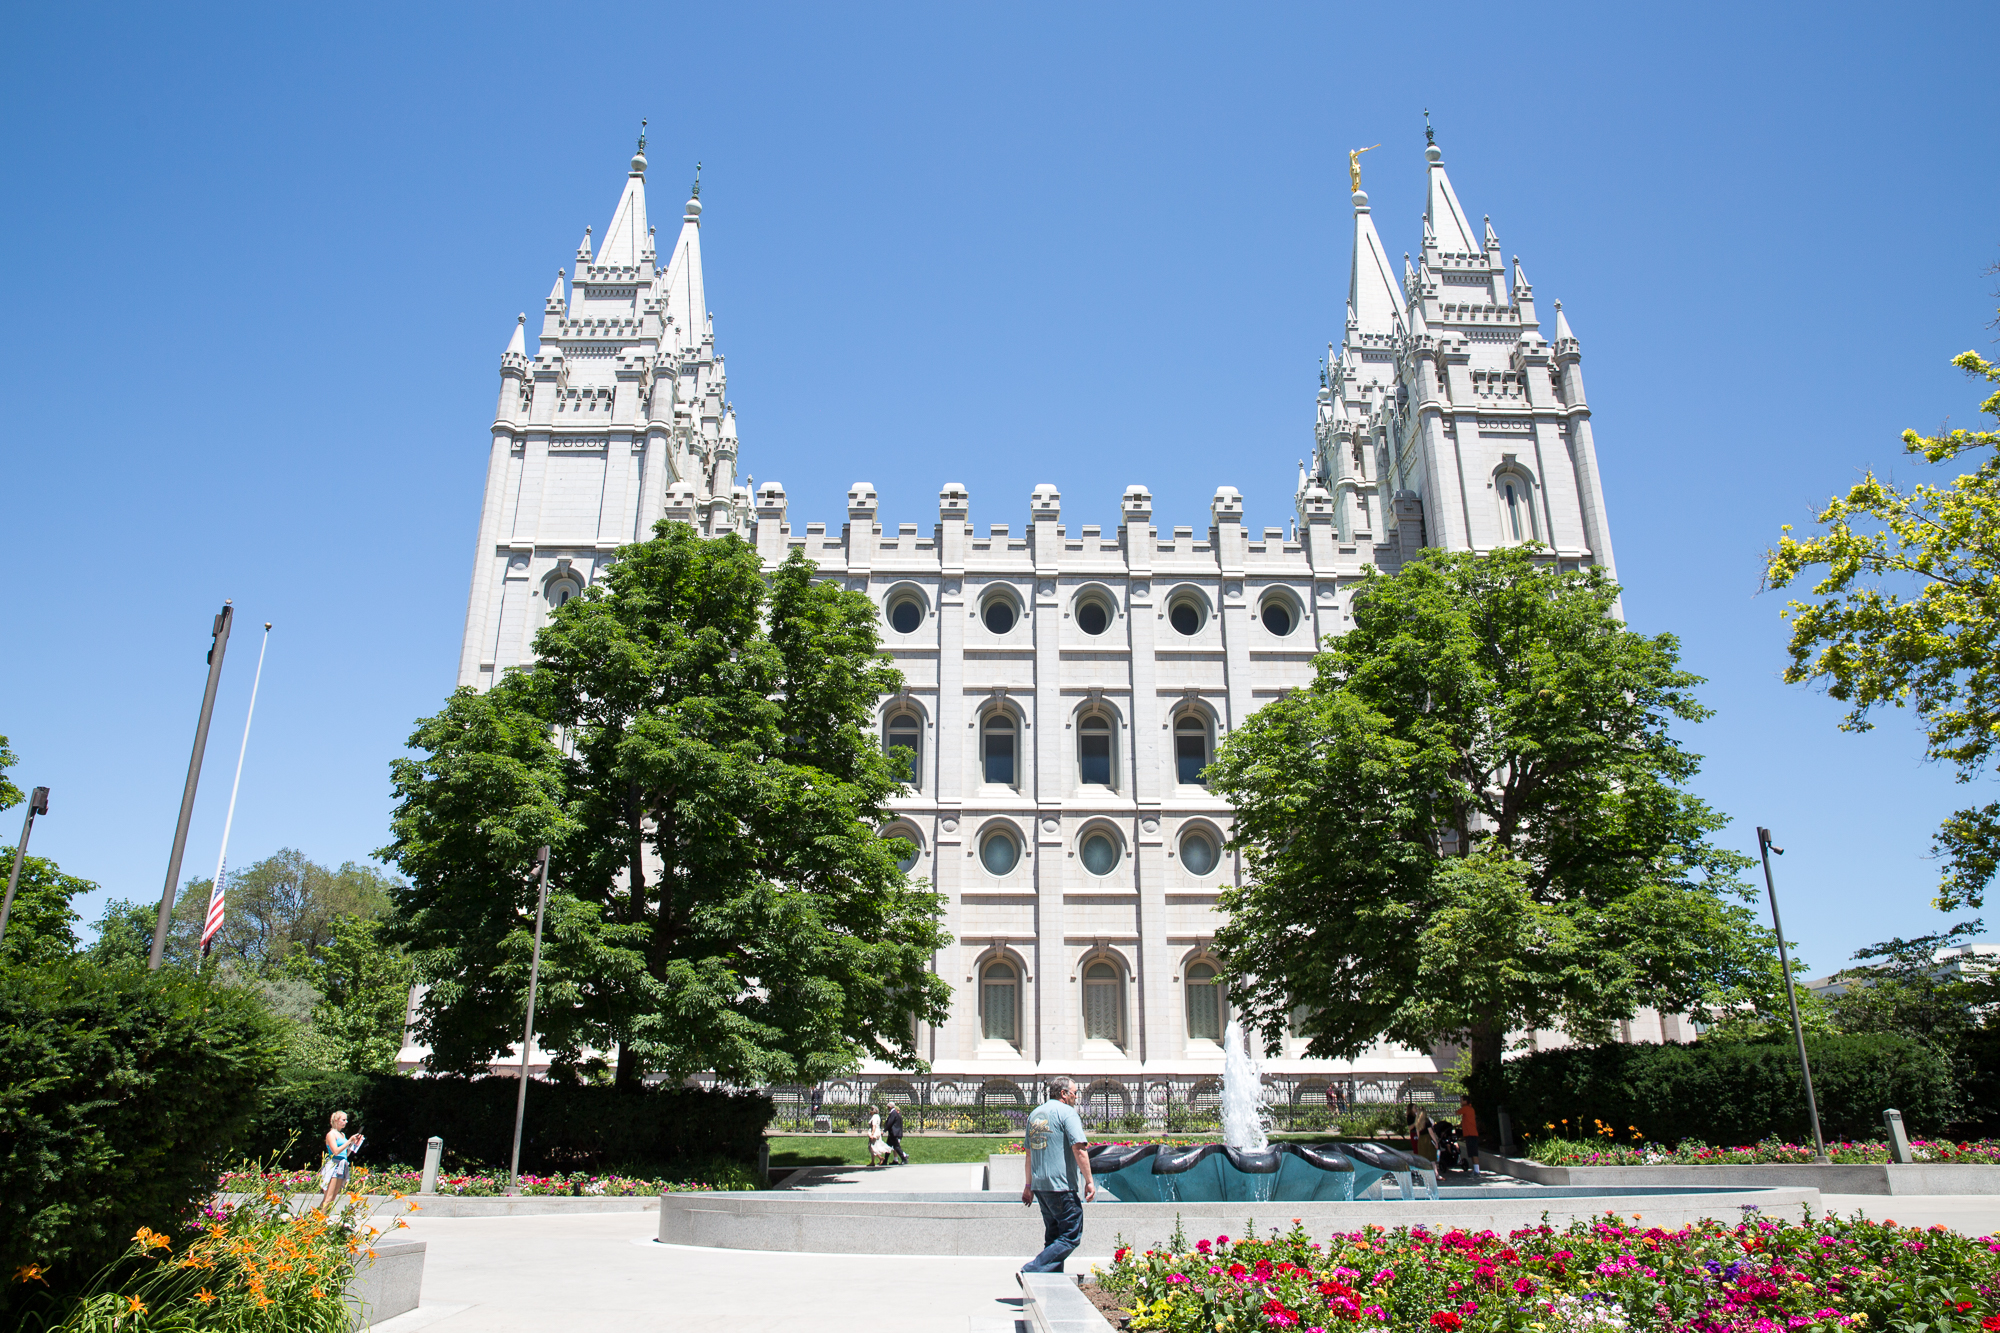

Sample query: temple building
[447,130,1628,1109]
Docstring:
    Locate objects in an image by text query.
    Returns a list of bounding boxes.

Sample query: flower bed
[1525,1136,2000,1167]
[1096,1213,2000,1333]
[17,1188,396,1332]
[217,1163,756,1197]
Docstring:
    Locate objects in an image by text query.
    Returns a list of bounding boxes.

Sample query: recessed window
[884,711,922,788]
[1169,595,1204,636]
[885,826,920,874]
[548,579,582,607]
[1075,591,1112,636]
[981,590,1018,634]
[981,961,1019,1044]
[1078,715,1113,787]
[1498,473,1538,543]
[888,595,924,634]
[1175,714,1211,786]
[1083,960,1123,1045]
[983,713,1017,787]
[1080,830,1120,876]
[1260,595,1296,636]
[1186,961,1223,1042]
[980,827,1020,876]
[1179,828,1218,876]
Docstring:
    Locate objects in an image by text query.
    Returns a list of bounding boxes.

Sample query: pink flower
[1372,1268,1395,1284]
[1362,1307,1386,1322]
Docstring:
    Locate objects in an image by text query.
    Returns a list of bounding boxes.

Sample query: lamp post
[1758,826,1829,1163]
[507,845,553,1194]
[0,786,51,951]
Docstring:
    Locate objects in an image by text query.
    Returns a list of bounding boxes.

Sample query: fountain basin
[1089,1141,1428,1204]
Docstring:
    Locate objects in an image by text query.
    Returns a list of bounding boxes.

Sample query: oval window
[983,597,1017,634]
[889,598,923,634]
[1261,599,1294,635]
[1076,599,1109,635]
[1080,831,1120,876]
[890,834,920,874]
[1169,600,1202,636]
[1180,829,1218,876]
[980,828,1020,875]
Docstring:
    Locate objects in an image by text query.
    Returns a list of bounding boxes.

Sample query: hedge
[0,961,286,1292]
[242,1068,772,1173]
[1473,1033,1958,1147]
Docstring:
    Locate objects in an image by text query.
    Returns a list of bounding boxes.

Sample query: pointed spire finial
[638,119,648,154]
[1424,108,1435,147]
[691,161,702,199]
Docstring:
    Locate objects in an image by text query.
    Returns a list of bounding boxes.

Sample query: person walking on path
[1457,1096,1482,1177]
[1019,1076,1095,1274]
[884,1103,909,1165]
[317,1110,364,1210]
[866,1105,886,1167]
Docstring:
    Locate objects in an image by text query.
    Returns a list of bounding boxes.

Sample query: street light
[1758,827,1829,1164]
[508,845,553,1195]
[0,786,51,951]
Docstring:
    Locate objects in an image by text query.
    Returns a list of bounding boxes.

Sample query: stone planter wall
[1484,1154,2000,1196]
[345,1240,424,1330]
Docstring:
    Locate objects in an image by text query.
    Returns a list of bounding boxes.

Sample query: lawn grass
[766,1135,1018,1167]
[765,1131,1393,1169]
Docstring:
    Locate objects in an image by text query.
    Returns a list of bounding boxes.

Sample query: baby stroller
[1433,1120,1466,1173]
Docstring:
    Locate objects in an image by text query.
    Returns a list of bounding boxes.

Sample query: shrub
[237,1068,771,1172]
[1473,1033,1958,1147]
[0,961,286,1298]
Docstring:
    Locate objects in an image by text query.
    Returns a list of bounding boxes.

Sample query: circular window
[980,828,1020,875]
[1169,596,1204,636]
[1260,596,1295,636]
[1179,828,1218,876]
[982,592,1018,634]
[888,830,920,874]
[1075,595,1111,636]
[888,596,923,634]
[1080,831,1120,876]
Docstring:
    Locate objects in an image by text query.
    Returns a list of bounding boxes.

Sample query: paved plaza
[367,1167,2000,1332]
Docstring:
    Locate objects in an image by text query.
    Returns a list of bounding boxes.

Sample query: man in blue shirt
[1019,1075,1095,1273]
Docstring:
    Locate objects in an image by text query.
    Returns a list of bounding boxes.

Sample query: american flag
[201,861,228,951]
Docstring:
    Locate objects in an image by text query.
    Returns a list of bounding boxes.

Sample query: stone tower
[1306,131,1617,590]
[455,135,750,689]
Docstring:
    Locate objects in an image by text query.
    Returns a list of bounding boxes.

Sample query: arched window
[1260,591,1298,636]
[1079,828,1121,876]
[1168,589,1207,636]
[1179,826,1219,876]
[1498,472,1538,543]
[547,578,582,608]
[981,961,1019,1045]
[1186,961,1223,1043]
[1078,714,1114,788]
[883,824,921,875]
[887,592,924,634]
[979,825,1020,875]
[1074,589,1114,636]
[981,588,1019,634]
[1083,960,1124,1046]
[982,712,1017,787]
[1175,713,1211,786]
[884,710,922,788]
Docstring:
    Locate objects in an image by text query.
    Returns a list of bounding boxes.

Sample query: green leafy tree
[383,523,951,1087]
[191,850,399,972]
[280,915,415,1072]
[0,852,91,965]
[1766,340,2000,909]
[0,733,23,813]
[1826,919,1998,1047]
[1207,546,1761,1076]
[85,898,176,968]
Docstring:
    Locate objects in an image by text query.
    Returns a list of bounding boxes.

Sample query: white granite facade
[455,135,1621,1084]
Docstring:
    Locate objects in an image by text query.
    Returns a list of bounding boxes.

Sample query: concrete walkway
[375,1211,1034,1333]
[784,1161,988,1193]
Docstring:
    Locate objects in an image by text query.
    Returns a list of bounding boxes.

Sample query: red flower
[1430,1315,1462,1331]
[1979,1316,2000,1331]
[1262,1299,1301,1328]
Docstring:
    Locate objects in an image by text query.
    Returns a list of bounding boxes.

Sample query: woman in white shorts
[318,1110,364,1209]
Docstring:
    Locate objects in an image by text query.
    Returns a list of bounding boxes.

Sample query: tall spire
[504,312,526,357]
[1553,299,1576,344]
[1423,136,1477,255]
[659,164,706,354]
[1346,183,1404,339]
[597,123,652,267]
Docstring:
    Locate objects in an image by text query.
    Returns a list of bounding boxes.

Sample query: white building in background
[450,131,1628,1106]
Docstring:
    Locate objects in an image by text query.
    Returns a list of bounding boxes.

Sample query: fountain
[1089,1019,1434,1203]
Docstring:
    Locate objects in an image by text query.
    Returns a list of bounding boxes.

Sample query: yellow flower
[311,1286,326,1299]
[126,1295,147,1315]
[134,1227,172,1251]
[14,1264,47,1285]
[195,1289,215,1304]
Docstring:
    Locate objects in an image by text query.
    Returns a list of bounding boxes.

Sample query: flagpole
[199,622,271,970]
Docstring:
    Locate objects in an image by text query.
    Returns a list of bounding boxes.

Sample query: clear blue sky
[3,2,1996,978]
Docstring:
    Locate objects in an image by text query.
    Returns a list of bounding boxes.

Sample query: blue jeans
[1022,1189,1084,1273]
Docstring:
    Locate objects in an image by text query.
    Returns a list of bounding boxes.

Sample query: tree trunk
[615,1041,643,1091]
[1469,1020,1505,1081]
